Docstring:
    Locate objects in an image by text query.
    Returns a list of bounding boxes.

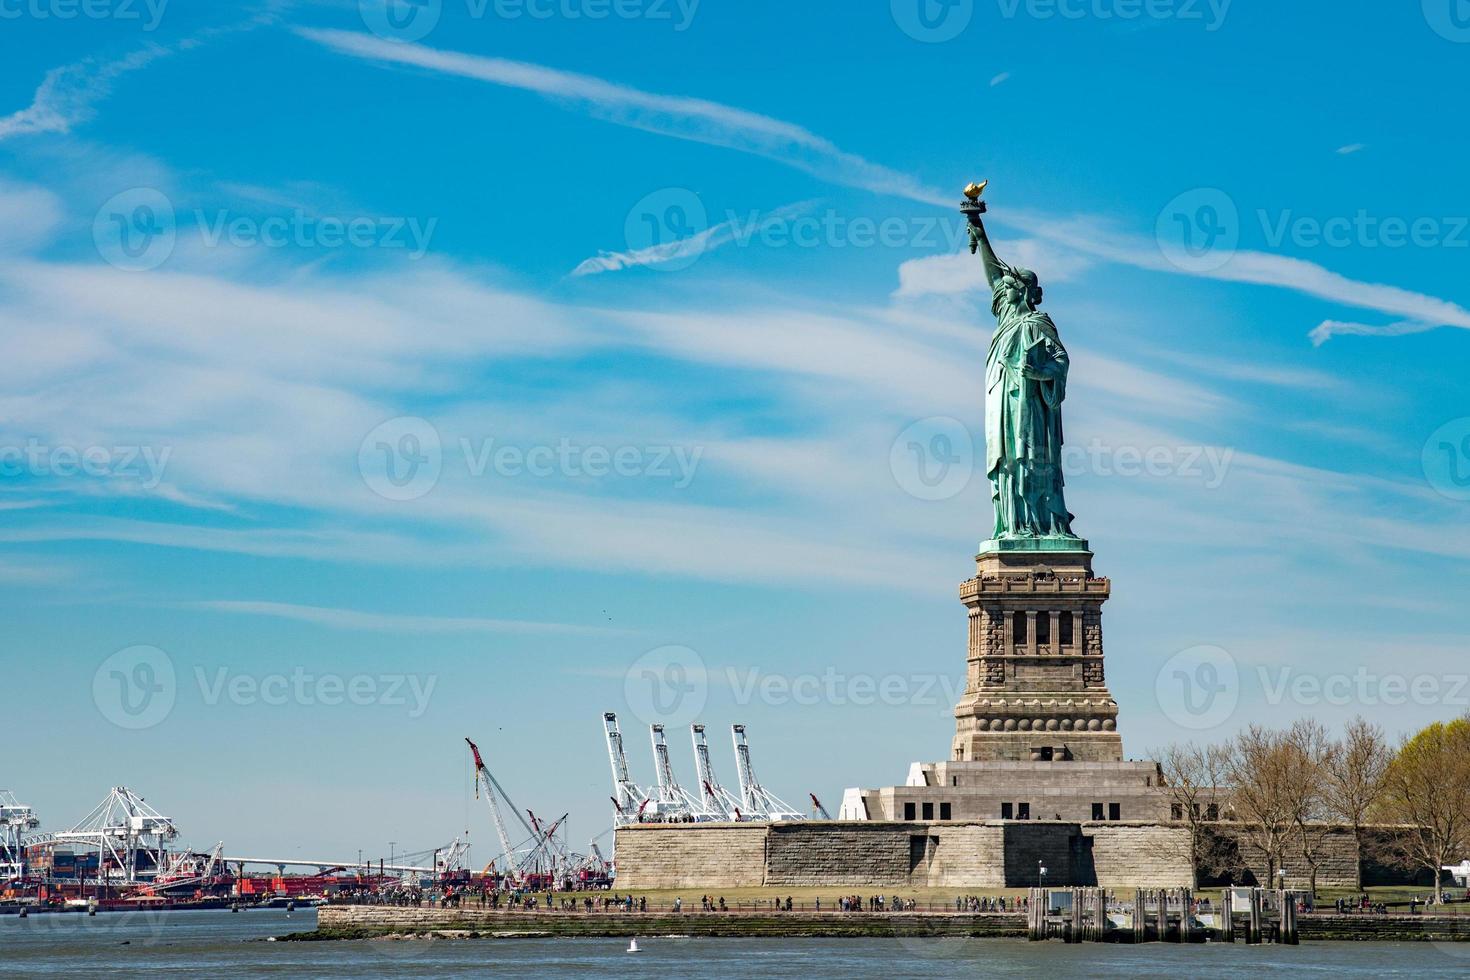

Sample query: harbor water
[3,908,1469,977]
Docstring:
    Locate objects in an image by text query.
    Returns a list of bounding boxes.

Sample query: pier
[1024,887,1303,944]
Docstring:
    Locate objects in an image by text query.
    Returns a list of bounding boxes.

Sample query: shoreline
[284,905,1470,943]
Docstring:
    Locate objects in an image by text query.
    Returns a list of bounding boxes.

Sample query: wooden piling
[1133,889,1145,944]
[1247,888,1262,944]
[1220,888,1233,943]
[1156,888,1168,943]
[1281,891,1299,945]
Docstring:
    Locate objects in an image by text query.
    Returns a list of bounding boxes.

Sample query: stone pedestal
[952,545,1122,763]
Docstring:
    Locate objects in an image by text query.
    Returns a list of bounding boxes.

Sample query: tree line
[1156,715,1470,900]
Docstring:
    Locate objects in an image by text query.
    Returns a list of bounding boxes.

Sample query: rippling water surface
[4,908,1469,977]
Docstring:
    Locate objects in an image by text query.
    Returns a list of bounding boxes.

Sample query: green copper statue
[962,182,1082,549]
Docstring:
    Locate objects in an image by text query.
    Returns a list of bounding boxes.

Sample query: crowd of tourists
[955,895,1024,912]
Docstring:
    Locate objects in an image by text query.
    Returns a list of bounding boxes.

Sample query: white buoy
[627,939,640,953]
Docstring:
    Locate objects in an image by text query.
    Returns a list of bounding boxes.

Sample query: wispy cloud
[1011,210,1470,336]
[296,29,949,207]
[0,46,171,142]
[990,72,1011,87]
[572,200,817,276]
[1308,319,1439,346]
[1336,143,1366,155]
[181,599,631,637]
[299,30,1469,347]
[1155,351,1344,391]
[0,13,275,143]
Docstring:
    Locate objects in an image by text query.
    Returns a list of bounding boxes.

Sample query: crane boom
[465,737,520,874]
[691,724,740,819]
[604,713,647,823]
[731,724,803,820]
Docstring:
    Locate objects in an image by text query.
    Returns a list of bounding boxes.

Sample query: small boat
[627,939,640,953]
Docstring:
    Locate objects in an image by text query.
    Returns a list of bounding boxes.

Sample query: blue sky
[2,0,1469,862]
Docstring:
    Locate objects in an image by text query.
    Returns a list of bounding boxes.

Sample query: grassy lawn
[1314,884,1470,912]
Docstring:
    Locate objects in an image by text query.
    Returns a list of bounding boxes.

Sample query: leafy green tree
[1376,717,1470,903]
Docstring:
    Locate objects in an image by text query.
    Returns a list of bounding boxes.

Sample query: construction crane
[690,724,742,820]
[467,737,595,889]
[465,737,541,885]
[731,724,804,821]
[809,793,832,820]
[603,713,648,825]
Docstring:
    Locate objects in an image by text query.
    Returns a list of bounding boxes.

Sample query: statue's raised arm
[961,180,1004,291]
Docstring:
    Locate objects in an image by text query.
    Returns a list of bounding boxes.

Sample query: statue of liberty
[961,182,1080,546]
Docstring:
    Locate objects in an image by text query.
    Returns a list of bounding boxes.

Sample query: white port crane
[0,791,39,882]
[603,713,649,825]
[30,786,179,884]
[601,713,807,825]
[731,724,804,821]
[648,724,700,820]
[690,724,743,820]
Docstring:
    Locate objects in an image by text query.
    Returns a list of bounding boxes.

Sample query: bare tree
[1220,725,1298,885]
[1155,742,1230,887]
[1283,719,1332,896]
[1322,716,1390,891]
[1377,717,1470,903]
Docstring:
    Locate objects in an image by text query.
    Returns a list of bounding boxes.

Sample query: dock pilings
[1023,885,1298,945]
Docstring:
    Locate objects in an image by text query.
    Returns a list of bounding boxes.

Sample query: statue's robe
[985,273,1076,539]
